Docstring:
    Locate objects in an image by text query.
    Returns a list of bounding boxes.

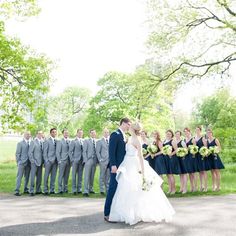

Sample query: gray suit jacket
[16,140,30,165]
[83,138,97,163]
[28,139,43,166]
[96,138,109,163]
[69,138,83,163]
[56,138,70,163]
[43,137,57,163]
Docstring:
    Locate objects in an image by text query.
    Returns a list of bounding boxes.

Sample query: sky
[5,0,236,114]
[6,0,148,94]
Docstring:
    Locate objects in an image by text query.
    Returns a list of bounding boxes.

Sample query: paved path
[0,194,235,236]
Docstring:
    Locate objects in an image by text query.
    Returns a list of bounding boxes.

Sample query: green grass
[0,140,236,197]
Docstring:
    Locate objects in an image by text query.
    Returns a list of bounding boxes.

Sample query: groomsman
[56,129,71,194]
[83,129,98,197]
[43,128,58,195]
[14,131,31,196]
[28,131,44,196]
[69,129,84,195]
[96,129,110,195]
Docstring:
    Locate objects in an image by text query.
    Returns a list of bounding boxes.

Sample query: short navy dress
[207,139,225,170]
[163,140,181,175]
[145,142,156,171]
[155,145,168,175]
[185,138,198,173]
[196,137,210,171]
[177,140,188,174]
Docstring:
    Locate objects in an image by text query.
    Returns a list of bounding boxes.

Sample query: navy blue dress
[145,142,156,171]
[196,137,210,171]
[155,145,168,175]
[185,138,198,173]
[163,140,181,175]
[207,139,225,170]
[177,140,188,174]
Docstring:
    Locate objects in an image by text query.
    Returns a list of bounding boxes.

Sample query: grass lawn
[0,140,236,198]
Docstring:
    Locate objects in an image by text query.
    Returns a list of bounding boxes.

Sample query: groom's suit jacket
[109,129,126,168]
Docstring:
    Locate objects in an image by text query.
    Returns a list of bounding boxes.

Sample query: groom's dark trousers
[104,129,126,217]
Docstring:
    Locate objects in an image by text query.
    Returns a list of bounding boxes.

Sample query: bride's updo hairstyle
[131,122,142,135]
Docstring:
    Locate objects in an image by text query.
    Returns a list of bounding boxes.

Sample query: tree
[0,1,54,132]
[192,88,236,129]
[83,68,176,136]
[146,0,236,83]
[47,87,91,135]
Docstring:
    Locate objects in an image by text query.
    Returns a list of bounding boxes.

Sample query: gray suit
[43,137,57,193]
[69,138,84,193]
[15,139,31,193]
[96,138,110,193]
[56,138,71,192]
[28,138,43,193]
[83,138,98,194]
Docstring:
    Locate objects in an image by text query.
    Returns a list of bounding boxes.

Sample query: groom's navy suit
[104,129,126,217]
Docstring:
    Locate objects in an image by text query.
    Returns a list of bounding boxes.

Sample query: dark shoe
[100,192,105,195]
[90,191,95,194]
[36,192,42,195]
[58,191,63,194]
[14,193,21,196]
[49,191,55,194]
[83,193,89,197]
[24,190,29,194]
[104,216,117,224]
[43,192,49,195]
[29,193,35,196]
[78,191,82,194]
[73,192,77,195]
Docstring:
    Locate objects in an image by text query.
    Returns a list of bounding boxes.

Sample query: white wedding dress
[109,143,175,225]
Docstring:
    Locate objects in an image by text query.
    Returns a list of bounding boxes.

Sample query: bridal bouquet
[142,177,155,191]
[162,145,172,156]
[147,144,158,159]
[188,145,199,156]
[176,147,188,158]
[199,146,210,158]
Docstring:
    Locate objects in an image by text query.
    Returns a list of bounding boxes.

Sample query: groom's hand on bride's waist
[111,165,117,173]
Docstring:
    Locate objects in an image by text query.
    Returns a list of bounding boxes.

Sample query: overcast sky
[5,0,236,114]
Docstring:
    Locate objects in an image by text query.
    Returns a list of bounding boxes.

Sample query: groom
[104,117,131,222]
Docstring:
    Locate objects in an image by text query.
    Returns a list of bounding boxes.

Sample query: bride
[109,122,175,225]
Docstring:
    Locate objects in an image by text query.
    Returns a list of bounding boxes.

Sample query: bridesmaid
[207,128,225,191]
[153,131,167,178]
[175,131,188,194]
[194,126,209,192]
[163,129,181,194]
[141,130,149,151]
[184,127,198,192]
[145,131,156,170]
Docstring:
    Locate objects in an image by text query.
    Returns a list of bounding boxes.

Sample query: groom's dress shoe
[104,216,117,223]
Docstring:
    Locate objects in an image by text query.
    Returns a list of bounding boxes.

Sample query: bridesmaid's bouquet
[142,148,148,157]
[209,146,220,154]
[142,177,155,191]
[147,144,158,159]
[188,145,199,156]
[176,147,188,158]
[162,145,172,156]
[199,146,210,159]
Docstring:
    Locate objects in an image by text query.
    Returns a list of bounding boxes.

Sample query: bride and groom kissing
[104,117,175,225]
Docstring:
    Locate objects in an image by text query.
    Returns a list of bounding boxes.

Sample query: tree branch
[217,0,236,17]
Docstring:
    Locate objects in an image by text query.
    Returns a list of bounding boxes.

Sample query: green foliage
[47,87,91,137]
[146,0,236,80]
[0,22,53,132]
[0,0,40,20]
[83,67,176,135]
[192,88,236,129]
